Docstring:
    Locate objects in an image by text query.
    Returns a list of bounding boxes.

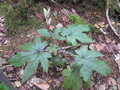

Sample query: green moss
[33,3,44,13]
[0,0,10,15]
[0,0,43,36]
[68,14,99,33]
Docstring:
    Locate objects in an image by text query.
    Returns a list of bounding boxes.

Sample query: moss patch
[0,0,43,36]
[68,14,99,33]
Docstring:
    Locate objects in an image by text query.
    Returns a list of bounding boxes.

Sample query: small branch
[0,65,12,70]
[57,44,81,50]
[106,2,120,39]
[58,50,74,56]
[116,0,120,8]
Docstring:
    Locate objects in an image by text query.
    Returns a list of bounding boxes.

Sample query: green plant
[0,84,8,90]
[62,45,111,90]
[9,23,111,89]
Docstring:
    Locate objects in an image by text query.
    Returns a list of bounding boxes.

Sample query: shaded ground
[0,1,120,90]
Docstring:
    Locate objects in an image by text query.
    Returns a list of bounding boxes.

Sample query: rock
[108,77,117,86]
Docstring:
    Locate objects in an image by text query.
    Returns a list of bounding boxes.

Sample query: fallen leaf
[117,84,120,90]
[89,43,96,50]
[71,8,78,16]
[49,25,55,31]
[108,77,117,86]
[99,22,105,28]
[7,73,13,78]
[115,54,120,66]
[61,9,71,16]
[94,24,100,29]
[117,77,120,84]
[15,81,21,87]
[30,77,49,90]
[95,43,106,52]
[90,87,94,90]
[105,37,112,43]
[62,16,69,22]
[56,23,63,28]
[53,11,58,17]
[98,84,106,90]
[34,83,49,90]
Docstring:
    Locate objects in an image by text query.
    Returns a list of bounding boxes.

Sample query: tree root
[106,2,120,39]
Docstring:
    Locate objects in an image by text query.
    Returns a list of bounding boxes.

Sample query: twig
[106,2,120,39]
[116,0,120,8]
[0,65,12,70]
[58,50,74,56]
[57,44,81,50]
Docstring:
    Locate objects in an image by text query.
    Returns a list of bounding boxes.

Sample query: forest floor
[0,1,120,90]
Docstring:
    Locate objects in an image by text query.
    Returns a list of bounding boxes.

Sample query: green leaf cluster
[62,46,111,89]
[38,24,92,46]
[9,24,111,90]
[9,36,51,82]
